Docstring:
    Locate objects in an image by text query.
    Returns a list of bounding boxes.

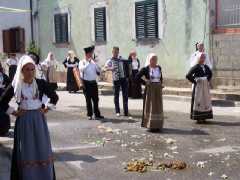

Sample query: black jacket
[186,64,212,84]
[63,57,80,68]
[0,73,11,90]
[136,65,163,85]
[0,73,11,111]
[0,78,59,113]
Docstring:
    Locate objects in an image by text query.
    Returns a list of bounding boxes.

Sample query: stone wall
[208,0,240,89]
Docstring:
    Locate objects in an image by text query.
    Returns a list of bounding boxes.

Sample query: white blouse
[132,59,139,70]
[7,58,18,66]
[149,67,161,83]
[19,82,42,110]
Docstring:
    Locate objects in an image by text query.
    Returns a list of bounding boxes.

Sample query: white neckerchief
[150,67,161,82]
[132,59,139,70]
[200,64,206,73]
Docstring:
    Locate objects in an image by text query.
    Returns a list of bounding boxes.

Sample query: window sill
[94,41,107,46]
[53,42,70,48]
[134,38,160,45]
[213,28,240,34]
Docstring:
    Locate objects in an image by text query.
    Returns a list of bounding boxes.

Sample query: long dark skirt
[190,79,213,120]
[9,65,17,82]
[11,110,56,180]
[128,70,142,99]
[66,67,79,92]
[142,82,164,130]
[0,88,10,135]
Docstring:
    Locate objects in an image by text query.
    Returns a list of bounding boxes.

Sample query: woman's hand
[39,107,48,114]
[12,109,26,117]
[145,80,151,85]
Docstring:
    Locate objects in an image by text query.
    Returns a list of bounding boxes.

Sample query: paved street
[1,91,240,180]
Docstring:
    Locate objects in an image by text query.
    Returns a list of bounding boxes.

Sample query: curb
[163,95,240,107]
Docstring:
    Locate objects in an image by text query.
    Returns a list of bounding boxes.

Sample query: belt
[150,81,161,84]
[83,80,97,84]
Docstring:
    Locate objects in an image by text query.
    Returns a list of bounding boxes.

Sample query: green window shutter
[94,7,107,42]
[135,0,158,39]
[135,2,145,39]
[54,13,69,43]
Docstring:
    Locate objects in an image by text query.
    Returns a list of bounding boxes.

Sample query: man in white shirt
[6,53,18,81]
[79,46,104,120]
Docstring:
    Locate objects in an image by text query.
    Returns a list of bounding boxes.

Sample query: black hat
[84,46,95,54]
[27,51,40,65]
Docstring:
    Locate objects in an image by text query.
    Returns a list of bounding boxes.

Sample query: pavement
[1,91,240,180]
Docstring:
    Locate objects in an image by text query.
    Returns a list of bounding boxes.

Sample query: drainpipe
[30,0,34,43]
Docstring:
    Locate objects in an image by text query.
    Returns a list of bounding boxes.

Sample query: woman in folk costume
[41,52,58,83]
[186,53,213,124]
[63,50,80,93]
[27,51,47,80]
[0,55,58,180]
[136,53,164,132]
[0,62,11,136]
[127,50,142,99]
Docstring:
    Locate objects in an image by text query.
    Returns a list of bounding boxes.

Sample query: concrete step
[57,82,113,91]
[57,82,240,105]
[163,95,240,107]
[162,87,240,101]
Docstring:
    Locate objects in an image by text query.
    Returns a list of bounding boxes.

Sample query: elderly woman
[63,50,80,93]
[186,53,213,123]
[128,51,142,99]
[0,55,58,180]
[41,52,58,83]
[136,53,164,132]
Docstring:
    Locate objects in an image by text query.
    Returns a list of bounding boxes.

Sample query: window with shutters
[216,0,240,28]
[94,7,107,42]
[135,0,159,40]
[54,13,69,44]
[2,27,25,53]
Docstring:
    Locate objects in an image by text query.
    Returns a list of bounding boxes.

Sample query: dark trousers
[113,78,128,115]
[83,80,101,117]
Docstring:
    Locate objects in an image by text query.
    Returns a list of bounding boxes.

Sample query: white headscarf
[190,52,213,70]
[12,55,38,103]
[67,50,76,62]
[42,52,56,67]
[145,53,157,67]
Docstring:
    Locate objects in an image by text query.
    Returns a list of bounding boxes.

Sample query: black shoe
[95,115,104,120]
[148,128,161,133]
[88,116,93,120]
[196,119,206,124]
